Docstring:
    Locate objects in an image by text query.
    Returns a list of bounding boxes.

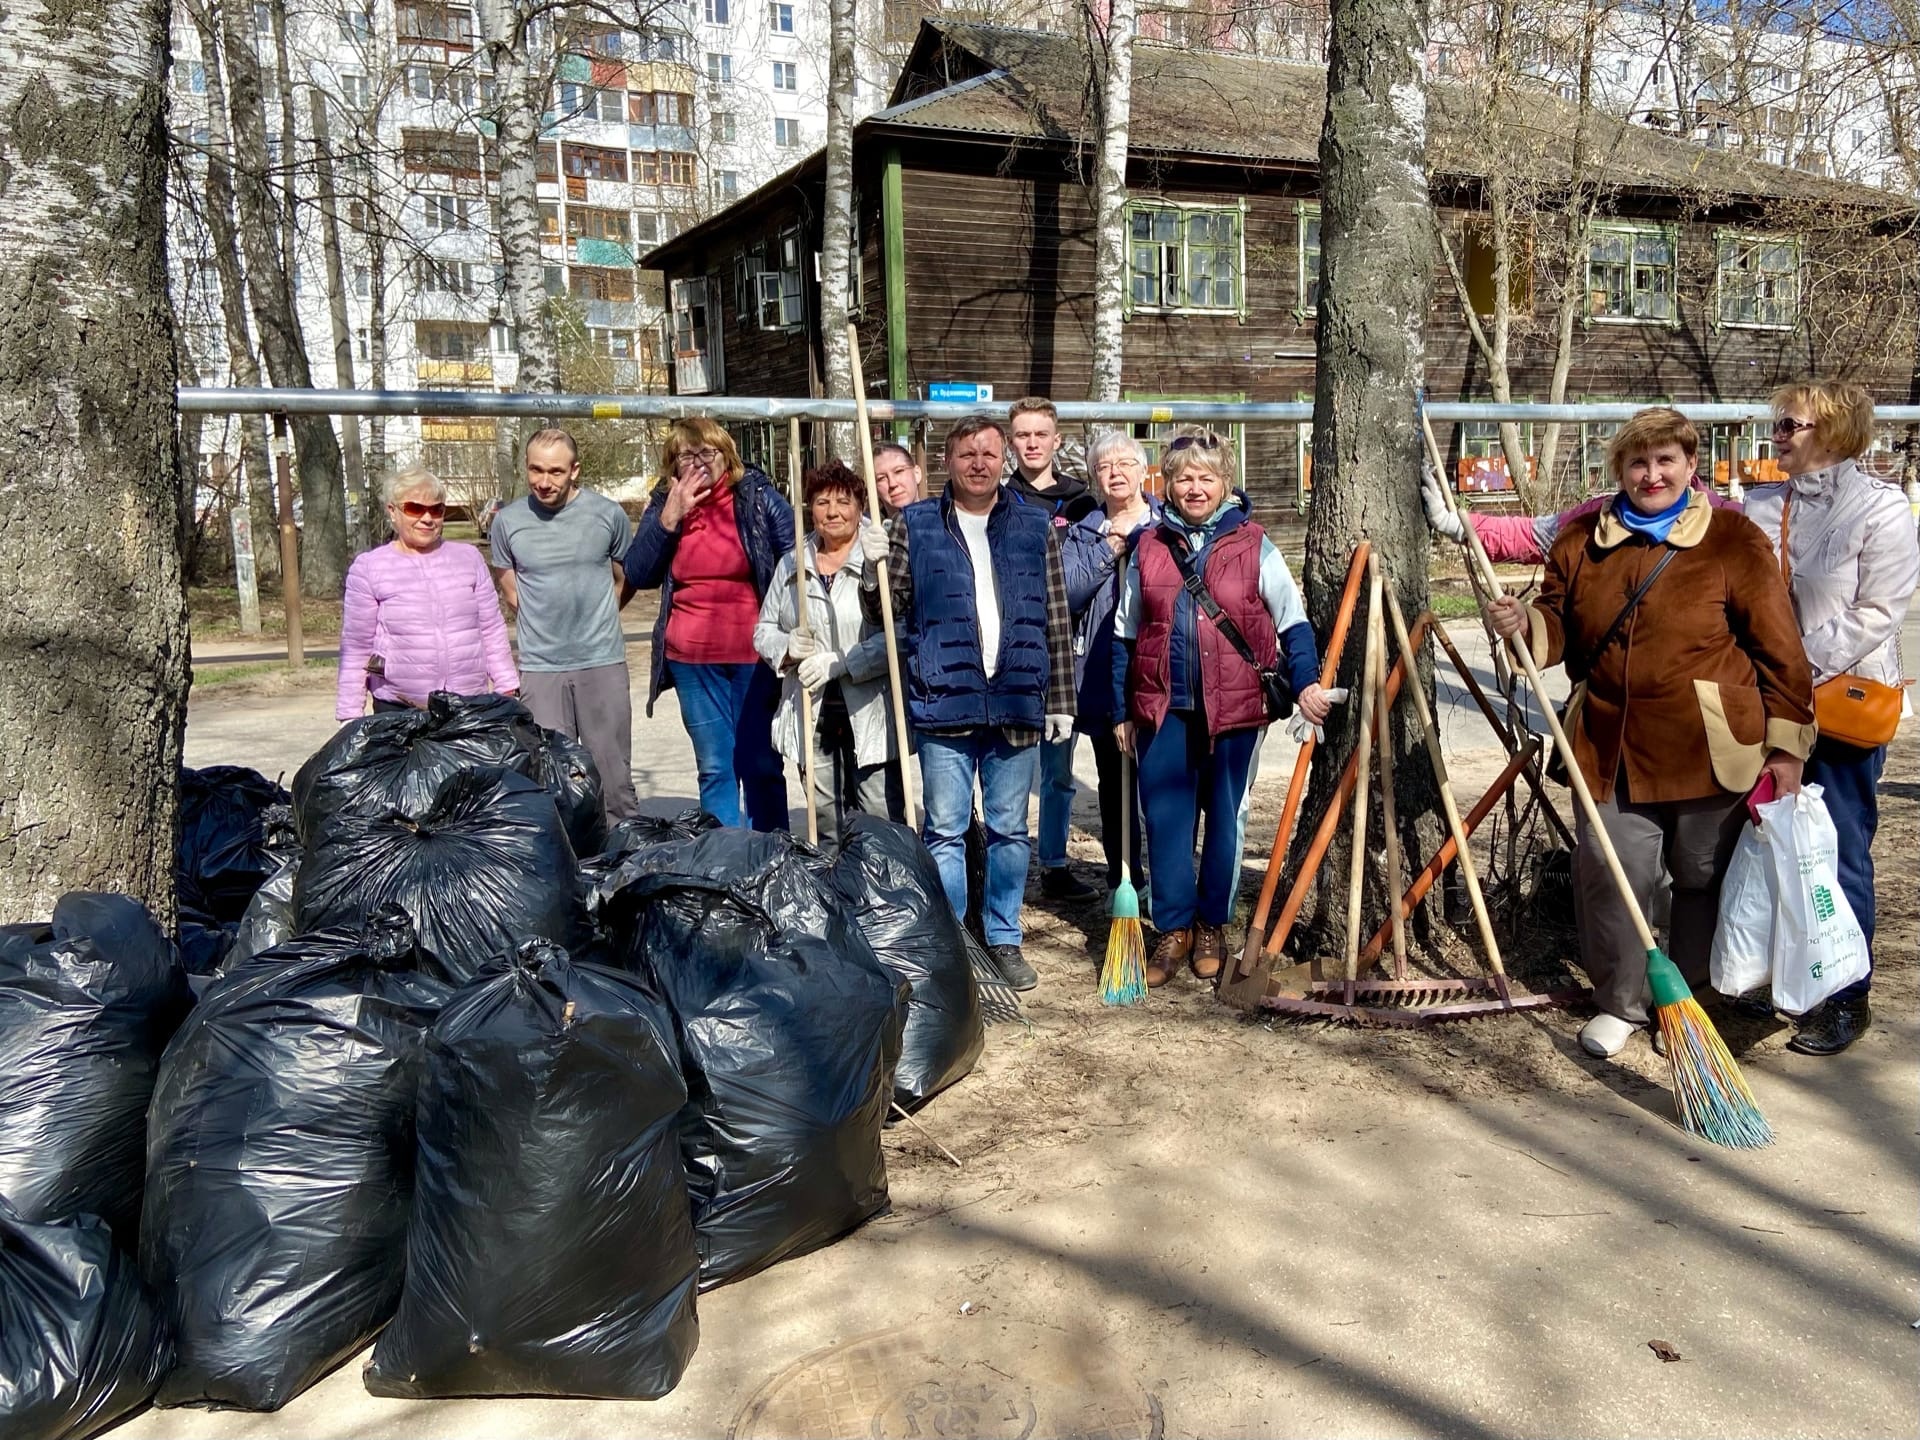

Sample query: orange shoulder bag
[1780,494,1908,749]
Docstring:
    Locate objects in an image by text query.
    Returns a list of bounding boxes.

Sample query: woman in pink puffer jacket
[335,466,519,721]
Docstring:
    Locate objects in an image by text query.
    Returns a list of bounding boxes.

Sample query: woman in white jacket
[754,461,904,850]
[1742,380,1920,1054]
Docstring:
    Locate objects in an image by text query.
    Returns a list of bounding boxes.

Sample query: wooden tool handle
[1234,542,1370,978]
[845,323,917,831]
[788,418,818,847]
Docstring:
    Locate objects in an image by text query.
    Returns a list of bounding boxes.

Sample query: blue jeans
[1035,734,1078,869]
[1137,708,1259,933]
[919,729,1040,946]
[1804,736,1885,1004]
[668,660,788,831]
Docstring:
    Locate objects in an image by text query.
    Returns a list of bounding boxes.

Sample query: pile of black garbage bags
[0,692,983,1435]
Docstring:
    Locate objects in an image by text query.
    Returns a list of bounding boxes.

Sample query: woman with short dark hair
[754,462,902,849]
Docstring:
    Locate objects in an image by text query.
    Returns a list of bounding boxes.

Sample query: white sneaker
[1580,1012,1638,1058]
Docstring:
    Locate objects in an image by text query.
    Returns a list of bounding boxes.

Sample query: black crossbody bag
[1165,533,1295,721]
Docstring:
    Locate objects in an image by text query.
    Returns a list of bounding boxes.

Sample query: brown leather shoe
[1146,928,1192,989]
[1190,922,1224,980]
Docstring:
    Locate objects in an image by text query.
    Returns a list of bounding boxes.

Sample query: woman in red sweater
[623,419,794,829]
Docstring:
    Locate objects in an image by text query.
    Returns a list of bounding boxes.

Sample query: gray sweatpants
[1575,779,1745,1024]
[521,661,641,822]
[798,726,903,853]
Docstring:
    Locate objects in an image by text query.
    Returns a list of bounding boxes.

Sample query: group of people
[334,379,1915,1057]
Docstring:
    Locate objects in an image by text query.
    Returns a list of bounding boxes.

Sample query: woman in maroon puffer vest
[1111,431,1337,989]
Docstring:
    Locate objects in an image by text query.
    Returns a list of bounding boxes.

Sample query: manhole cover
[730,1322,1162,1440]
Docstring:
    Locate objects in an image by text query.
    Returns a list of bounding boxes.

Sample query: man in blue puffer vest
[862,416,1076,991]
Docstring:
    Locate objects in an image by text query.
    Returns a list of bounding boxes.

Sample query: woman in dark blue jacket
[623,418,793,829]
[1061,431,1161,899]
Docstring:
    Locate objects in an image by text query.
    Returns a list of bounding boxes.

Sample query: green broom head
[1647,948,1773,1149]
[1110,874,1140,921]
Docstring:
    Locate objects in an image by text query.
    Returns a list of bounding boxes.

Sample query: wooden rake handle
[788,418,818,847]
[1259,612,1433,963]
[1233,542,1370,979]
[846,322,917,831]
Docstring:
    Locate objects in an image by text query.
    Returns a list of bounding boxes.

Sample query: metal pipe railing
[174,388,1920,425]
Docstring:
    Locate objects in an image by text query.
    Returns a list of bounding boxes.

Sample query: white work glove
[785,630,818,663]
[1044,714,1074,745]
[1286,685,1349,746]
[797,650,843,694]
[858,518,891,566]
[1421,467,1468,544]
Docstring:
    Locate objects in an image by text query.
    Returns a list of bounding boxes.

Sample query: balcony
[584,300,639,328]
[415,357,495,384]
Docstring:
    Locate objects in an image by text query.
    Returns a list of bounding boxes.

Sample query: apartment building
[170,0,888,501]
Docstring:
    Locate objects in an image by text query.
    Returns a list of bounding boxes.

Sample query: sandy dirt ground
[132,637,1919,1440]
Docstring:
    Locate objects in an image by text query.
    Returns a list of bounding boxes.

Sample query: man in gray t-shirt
[490,428,641,819]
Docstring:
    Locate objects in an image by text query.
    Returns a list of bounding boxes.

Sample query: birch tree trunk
[218,0,351,594]
[364,161,390,491]
[1298,0,1439,957]
[818,0,858,456]
[0,0,190,919]
[193,4,279,589]
[478,0,556,501]
[1087,0,1135,402]
[310,88,371,551]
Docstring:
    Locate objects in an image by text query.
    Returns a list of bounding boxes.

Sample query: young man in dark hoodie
[1007,397,1102,905]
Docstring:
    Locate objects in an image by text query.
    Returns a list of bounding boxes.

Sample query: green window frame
[1586,222,1677,324]
[1125,200,1247,318]
[1296,201,1322,318]
[1123,392,1247,488]
[1715,232,1801,329]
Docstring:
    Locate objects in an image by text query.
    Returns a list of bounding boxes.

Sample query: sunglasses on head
[398,500,447,518]
[1165,431,1225,454]
[1770,418,1816,437]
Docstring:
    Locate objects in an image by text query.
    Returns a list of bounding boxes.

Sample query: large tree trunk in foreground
[1296,0,1439,960]
[0,0,189,921]
[218,0,350,595]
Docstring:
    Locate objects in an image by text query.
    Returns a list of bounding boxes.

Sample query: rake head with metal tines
[1261,975,1587,1027]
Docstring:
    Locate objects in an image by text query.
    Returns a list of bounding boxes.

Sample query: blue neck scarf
[1613,488,1691,543]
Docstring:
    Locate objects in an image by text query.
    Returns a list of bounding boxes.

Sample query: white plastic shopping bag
[1710,821,1775,997]
[1757,784,1870,1016]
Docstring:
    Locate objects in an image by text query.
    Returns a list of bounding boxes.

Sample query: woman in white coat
[1742,379,1920,1054]
[754,461,904,850]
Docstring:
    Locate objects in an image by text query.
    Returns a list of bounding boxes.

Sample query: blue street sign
[928,382,994,403]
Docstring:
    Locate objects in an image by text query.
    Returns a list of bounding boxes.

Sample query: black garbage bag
[173,910,232,978]
[600,829,905,1288]
[294,767,587,984]
[365,940,698,1400]
[292,691,606,857]
[829,816,985,1111]
[0,1201,172,1440]
[141,908,451,1411]
[538,728,609,860]
[221,853,296,973]
[0,893,187,1242]
[580,808,720,904]
[176,766,292,924]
